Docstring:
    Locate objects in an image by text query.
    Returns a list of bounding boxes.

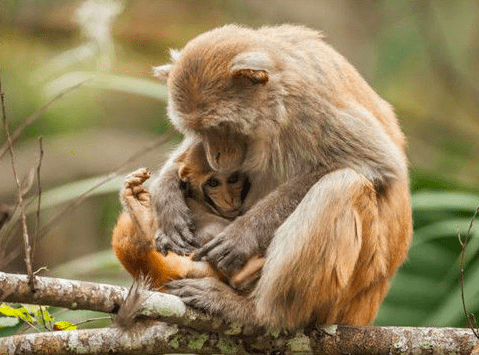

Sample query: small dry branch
[0,72,35,291]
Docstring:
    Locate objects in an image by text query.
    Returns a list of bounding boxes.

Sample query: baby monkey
[177,142,249,244]
[112,143,263,292]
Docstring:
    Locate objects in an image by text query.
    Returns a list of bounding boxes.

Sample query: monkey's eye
[205,177,220,188]
[227,172,240,184]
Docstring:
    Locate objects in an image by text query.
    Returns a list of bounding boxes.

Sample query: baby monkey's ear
[230,51,272,85]
[153,49,182,82]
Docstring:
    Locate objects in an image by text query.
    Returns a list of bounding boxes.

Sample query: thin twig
[0,71,36,291]
[458,206,479,339]
[0,80,88,161]
[38,305,51,332]
[33,137,44,263]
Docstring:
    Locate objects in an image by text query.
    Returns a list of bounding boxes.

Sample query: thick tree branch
[0,272,478,354]
[0,320,477,354]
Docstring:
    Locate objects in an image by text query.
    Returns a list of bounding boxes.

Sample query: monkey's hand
[150,166,199,256]
[192,219,260,277]
[121,168,154,232]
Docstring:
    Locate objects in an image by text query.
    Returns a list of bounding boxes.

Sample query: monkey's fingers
[155,230,196,256]
[175,223,201,249]
[191,236,225,261]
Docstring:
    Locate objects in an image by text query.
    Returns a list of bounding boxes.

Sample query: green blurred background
[1,0,479,330]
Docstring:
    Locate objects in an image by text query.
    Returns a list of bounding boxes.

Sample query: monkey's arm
[150,138,200,255]
[193,170,325,275]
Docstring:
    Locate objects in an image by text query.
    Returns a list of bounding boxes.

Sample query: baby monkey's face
[201,171,249,219]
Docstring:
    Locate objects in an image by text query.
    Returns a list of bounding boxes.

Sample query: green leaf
[53,321,78,331]
[0,304,35,323]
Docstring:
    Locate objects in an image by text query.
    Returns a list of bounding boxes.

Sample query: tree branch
[0,271,478,354]
[0,319,477,354]
[0,271,247,335]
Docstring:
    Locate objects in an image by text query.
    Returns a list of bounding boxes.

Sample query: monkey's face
[201,171,250,219]
[181,169,250,219]
[155,25,285,172]
[177,142,250,219]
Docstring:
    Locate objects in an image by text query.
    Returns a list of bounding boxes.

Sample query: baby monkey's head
[176,143,250,220]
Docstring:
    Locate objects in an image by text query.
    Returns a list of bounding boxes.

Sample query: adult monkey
[150,24,412,329]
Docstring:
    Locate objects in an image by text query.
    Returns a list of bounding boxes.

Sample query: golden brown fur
[150,24,412,329]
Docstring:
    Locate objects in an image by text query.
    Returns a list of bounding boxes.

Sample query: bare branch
[33,137,44,262]
[0,317,477,354]
[0,71,35,291]
[458,206,479,339]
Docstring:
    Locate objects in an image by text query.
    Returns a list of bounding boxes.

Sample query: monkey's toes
[125,168,151,187]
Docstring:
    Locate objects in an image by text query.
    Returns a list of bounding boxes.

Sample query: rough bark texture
[0,323,477,355]
[0,272,478,354]
[0,271,240,334]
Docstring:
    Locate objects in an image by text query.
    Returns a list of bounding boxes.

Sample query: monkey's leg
[168,168,389,329]
[229,255,264,292]
[112,211,216,290]
[254,167,388,328]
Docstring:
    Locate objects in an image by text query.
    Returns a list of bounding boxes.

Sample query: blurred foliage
[376,191,479,327]
[0,0,479,331]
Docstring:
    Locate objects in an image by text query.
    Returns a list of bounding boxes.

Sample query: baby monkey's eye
[227,172,240,184]
[206,177,220,187]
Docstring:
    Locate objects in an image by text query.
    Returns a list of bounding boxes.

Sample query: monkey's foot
[165,278,257,325]
[122,168,155,233]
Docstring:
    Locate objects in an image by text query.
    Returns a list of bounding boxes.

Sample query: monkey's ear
[152,49,182,82]
[230,51,272,85]
[152,64,171,81]
[178,164,190,181]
